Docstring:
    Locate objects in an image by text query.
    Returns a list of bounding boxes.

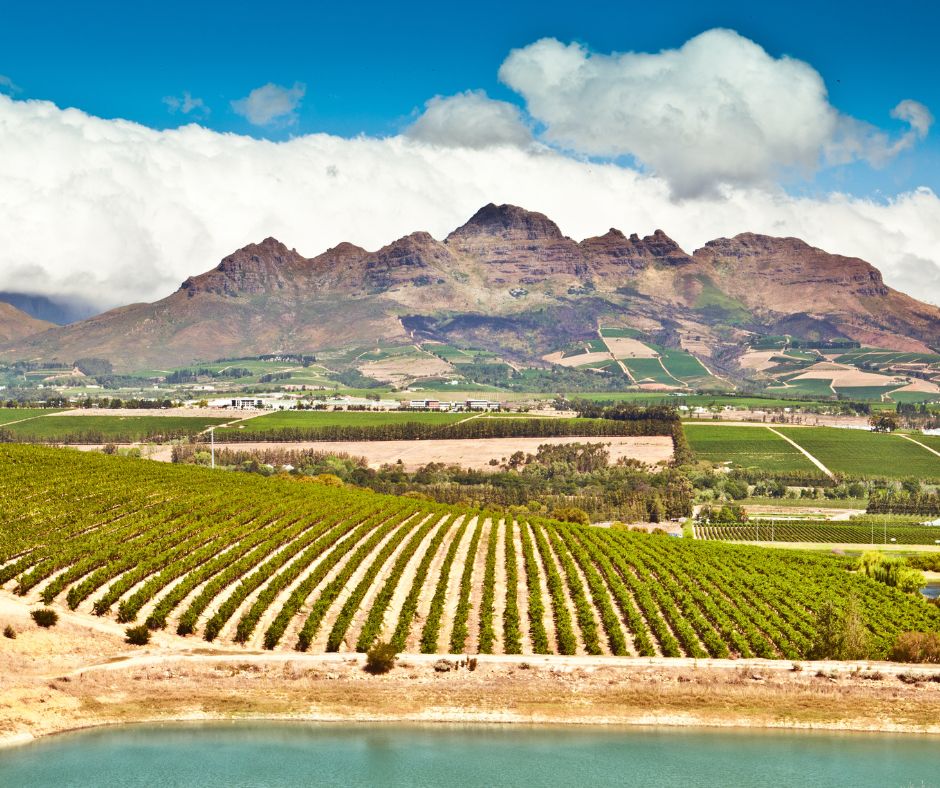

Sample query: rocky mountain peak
[445,203,564,243]
[180,237,308,297]
[580,228,692,270]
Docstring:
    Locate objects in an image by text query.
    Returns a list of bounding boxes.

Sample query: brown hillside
[1,205,938,369]
[0,302,55,344]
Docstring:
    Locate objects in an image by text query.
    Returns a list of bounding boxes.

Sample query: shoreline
[7,705,940,752]
[4,646,940,750]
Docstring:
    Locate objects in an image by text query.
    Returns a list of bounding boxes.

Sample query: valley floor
[2,591,938,747]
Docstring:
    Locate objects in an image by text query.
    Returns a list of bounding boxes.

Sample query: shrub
[125,624,151,645]
[889,631,940,664]
[365,640,397,674]
[3,625,15,639]
[31,608,58,628]
[550,506,589,525]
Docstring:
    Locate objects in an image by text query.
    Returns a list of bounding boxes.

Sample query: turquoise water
[1,723,938,787]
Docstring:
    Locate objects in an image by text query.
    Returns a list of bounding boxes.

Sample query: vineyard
[686,424,940,481]
[695,520,940,546]
[1,445,937,659]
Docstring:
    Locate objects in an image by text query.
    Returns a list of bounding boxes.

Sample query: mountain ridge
[1,203,937,370]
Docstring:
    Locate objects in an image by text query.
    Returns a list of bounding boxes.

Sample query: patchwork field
[2,445,936,660]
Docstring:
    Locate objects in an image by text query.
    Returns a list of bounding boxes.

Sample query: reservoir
[1,722,938,787]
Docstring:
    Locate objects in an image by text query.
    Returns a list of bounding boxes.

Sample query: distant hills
[1,203,938,374]
[0,302,54,344]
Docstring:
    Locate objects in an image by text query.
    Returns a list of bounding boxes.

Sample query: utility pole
[210,427,215,469]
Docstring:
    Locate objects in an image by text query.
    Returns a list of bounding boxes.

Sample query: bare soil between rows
[2,591,939,746]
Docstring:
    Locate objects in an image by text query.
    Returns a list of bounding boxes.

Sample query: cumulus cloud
[163,91,210,117]
[405,90,532,149]
[0,75,21,94]
[231,82,305,126]
[498,30,932,197]
[1,93,939,313]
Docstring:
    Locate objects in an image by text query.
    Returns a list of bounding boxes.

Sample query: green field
[1,415,230,442]
[777,427,940,481]
[684,425,817,473]
[622,358,679,385]
[767,379,835,397]
[0,408,66,425]
[889,391,940,404]
[2,444,936,659]
[598,327,642,338]
[659,350,710,381]
[834,385,903,400]
[229,410,469,433]
[686,424,940,481]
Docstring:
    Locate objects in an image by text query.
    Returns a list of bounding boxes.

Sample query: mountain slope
[1,204,937,371]
[0,302,55,344]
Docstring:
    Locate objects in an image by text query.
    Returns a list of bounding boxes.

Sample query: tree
[810,597,869,660]
[869,414,899,432]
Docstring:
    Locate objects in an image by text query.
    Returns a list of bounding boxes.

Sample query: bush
[3,625,15,639]
[889,631,940,664]
[550,506,590,525]
[125,624,151,645]
[31,608,58,628]
[365,640,397,674]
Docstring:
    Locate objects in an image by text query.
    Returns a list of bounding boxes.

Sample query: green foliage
[30,608,58,628]
[125,624,151,645]
[365,640,398,673]
[810,597,869,660]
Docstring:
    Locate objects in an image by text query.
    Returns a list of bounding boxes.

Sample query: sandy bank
[1,592,939,747]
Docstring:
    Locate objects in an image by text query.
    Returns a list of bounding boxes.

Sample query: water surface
[1,722,938,787]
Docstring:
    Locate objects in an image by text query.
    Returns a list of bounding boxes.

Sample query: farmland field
[833,385,902,400]
[767,379,834,397]
[231,410,469,432]
[0,408,65,425]
[684,425,817,473]
[0,415,229,442]
[658,350,710,381]
[776,427,940,481]
[696,520,940,545]
[621,358,678,385]
[2,445,936,659]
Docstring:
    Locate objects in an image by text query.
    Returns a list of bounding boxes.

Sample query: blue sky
[3,0,940,308]
[2,0,937,197]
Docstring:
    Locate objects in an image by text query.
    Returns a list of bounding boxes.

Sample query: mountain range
[1,203,938,373]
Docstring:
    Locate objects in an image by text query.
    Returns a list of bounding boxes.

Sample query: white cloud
[498,30,932,198]
[405,90,532,149]
[231,82,305,126]
[0,75,21,94]
[163,91,210,117]
[0,93,939,314]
